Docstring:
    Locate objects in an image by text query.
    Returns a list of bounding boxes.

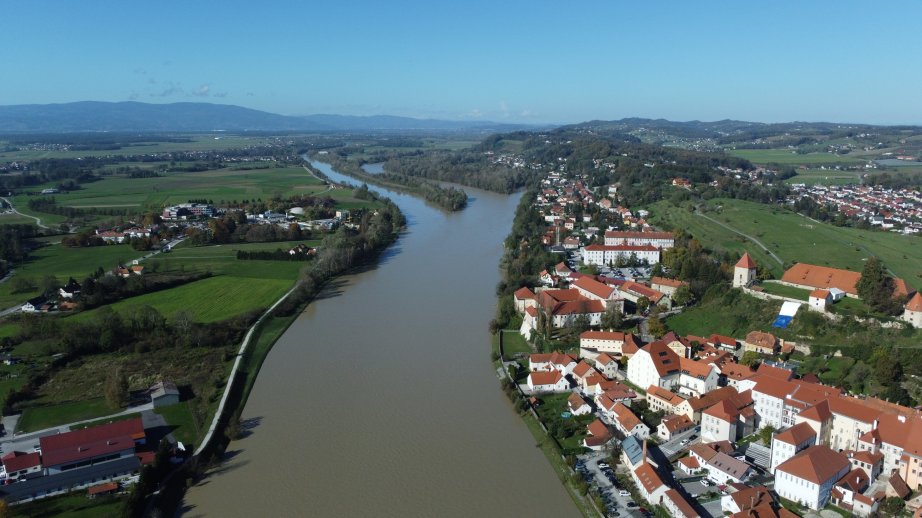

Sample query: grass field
[729,149,867,166]
[0,135,277,161]
[651,198,922,284]
[11,493,124,518]
[785,168,865,185]
[71,275,292,323]
[155,401,201,447]
[758,282,811,300]
[17,397,113,433]
[0,243,139,309]
[21,166,328,212]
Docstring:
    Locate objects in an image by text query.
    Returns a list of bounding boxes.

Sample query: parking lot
[657,426,700,458]
[575,453,647,517]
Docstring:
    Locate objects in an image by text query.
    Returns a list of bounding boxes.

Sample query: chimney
[642,439,648,461]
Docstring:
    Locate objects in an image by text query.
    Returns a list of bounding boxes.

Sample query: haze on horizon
[4,0,922,126]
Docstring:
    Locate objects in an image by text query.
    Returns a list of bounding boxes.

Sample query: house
[902,292,922,327]
[96,230,127,244]
[1,451,43,480]
[631,462,669,504]
[608,402,649,439]
[21,296,46,313]
[650,276,687,297]
[526,370,569,393]
[719,363,757,390]
[59,278,82,299]
[733,252,758,288]
[780,263,862,296]
[513,287,537,313]
[704,451,753,485]
[148,381,180,407]
[709,334,738,352]
[583,419,613,451]
[646,385,684,414]
[571,276,622,308]
[567,392,592,416]
[627,340,680,392]
[657,413,694,441]
[750,374,839,430]
[769,422,817,473]
[662,488,700,518]
[721,485,775,515]
[528,352,577,375]
[621,435,646,469]
[830,468,878,517]
[592,352,619,378]
[743,331,779,355]
[701,399,745,443]
[774,445,852,510]
[808,289,831,311]
[618,281,668,308]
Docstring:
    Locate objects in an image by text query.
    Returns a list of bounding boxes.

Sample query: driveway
[658,427,700,458]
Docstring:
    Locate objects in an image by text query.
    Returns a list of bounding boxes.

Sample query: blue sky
[3,1,921,124]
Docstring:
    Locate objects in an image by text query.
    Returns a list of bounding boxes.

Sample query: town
[497,164,922,518]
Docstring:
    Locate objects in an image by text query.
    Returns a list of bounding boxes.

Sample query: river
[181,161,579,517]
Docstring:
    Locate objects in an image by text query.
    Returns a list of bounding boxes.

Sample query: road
[694,209,783,266]
[576,452,645,517]
[656,426,700,459]
[1,197,50,229]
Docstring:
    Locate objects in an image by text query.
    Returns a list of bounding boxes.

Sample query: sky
[3,1,922,125]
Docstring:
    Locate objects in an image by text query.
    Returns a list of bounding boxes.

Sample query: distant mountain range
[0,101,541,133]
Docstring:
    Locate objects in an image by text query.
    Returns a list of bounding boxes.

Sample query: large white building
[604,230,674,249]
[770,422,817,474]
[581,244,661,266]
[626,341,718,398]
[774,446,851,510]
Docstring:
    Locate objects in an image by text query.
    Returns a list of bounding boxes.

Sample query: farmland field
[649,198,922,284]
[70,275,293,323]
[729,148,867,166]
[0,135,278,161]
[784,168,865,185]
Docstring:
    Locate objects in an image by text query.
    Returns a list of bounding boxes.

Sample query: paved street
[657,426,700,458]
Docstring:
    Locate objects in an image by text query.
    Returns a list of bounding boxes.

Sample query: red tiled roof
[605,230,673,240]
[809,289,830,299]
[1,451,41,472]
[773,422,816,446]
[647,385,683,406]
[40,417,144,468]
[568,392,588,412]
[736,252,757,269]
[642,340,681,377]
[633,462,666,494]
[514,287,535,299]
[529,371,564,386]
[612,402,644,432]
[584,244,660,252]
[572,276,617,299]
[664,488,699,517]
[87,481,119,495]
[776,445,850,484]
[651,276,686,289]
[781,263,861,295]
[661,414,694,433]
[907,292,922,312]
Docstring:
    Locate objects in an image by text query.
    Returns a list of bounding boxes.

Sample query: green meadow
[729,148,867,166]
[650,198,922,284]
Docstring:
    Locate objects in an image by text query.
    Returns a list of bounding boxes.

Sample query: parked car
[680,438,690,445]
[618,489,630,497]
[700,479,711,487]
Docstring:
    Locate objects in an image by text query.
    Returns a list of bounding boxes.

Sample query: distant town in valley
[0,104,921,517]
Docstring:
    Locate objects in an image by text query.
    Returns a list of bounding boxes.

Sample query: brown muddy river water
[181,161,578,517]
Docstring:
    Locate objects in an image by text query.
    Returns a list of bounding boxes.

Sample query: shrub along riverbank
[313,152,468,211]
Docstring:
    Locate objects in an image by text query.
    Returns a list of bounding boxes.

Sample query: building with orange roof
[808,289,831,311]
[646,385,684,414]
[743,331,779,355]
[567,392,592,416]
[618,281,668,308]
[752,375,840,429]
[583,419,613,451]
[631,462,669,504]
[650,276,688,297]
[774,445,851,510]
[579,330,627,358]
[733,252,758,288]
[721,485,775,515]
[702,399,744,444]
[513,286,536,312]
[528,351,577,374]
[526,370,569,393]
[608,402,650,439]
[657,413,694,441]
[662,488,700,518]
[591,352,619,378]
[604,230,674,248]
[719,363,758,390]
[902,292,922,327]
[770,422,817,473]
[780,263,862,295]
[571,276,621,307]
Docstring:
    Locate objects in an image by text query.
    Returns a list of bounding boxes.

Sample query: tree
[879,496,905,516]
[105,367,129,410]
[856,257,898,314]
[636,297,650,314]
[672,285,693,306]
[600,304,623,330]
[647,316,667,337]
[740,351,761,367]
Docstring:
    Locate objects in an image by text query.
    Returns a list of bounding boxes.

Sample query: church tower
[733,252,757,288]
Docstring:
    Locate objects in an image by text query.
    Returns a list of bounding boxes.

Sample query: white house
[808,289,831,311]
[657,413,695,442]
[609,402,650,439]
[526,371,569,393]
[567,392,592,416]
[774,446,852,510]
[631,462,669,504]
[528,352,577,375]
